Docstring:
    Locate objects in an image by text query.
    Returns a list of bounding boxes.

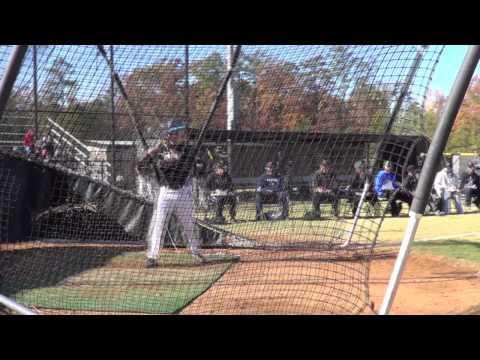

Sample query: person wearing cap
[374,161,407,217]
[433,162,463,215]
[347,160,378,217]
[306,159,339,219]
[138,119,206,268]
[460,161,480,210]
[255,161,289,221]
[206,161,237,224]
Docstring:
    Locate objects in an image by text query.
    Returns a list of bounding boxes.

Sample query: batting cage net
[0,45,444,314]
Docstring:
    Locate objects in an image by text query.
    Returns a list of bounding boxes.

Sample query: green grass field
[0,248,237,314]
[2,203,479,314]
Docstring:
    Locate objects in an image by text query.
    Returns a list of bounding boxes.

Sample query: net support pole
[33,45,39,139]
[185,45,190,119]
[0,294,37,315]
[379,45,480,315]
[110,45,117,186]
[226,45,237,170]
[0,45,28,122]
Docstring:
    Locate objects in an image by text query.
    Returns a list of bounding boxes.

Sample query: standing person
[307,160,338,219]
[206,161,237,224]
[434,163,464,215]
[40,134,54,160]
[23,128,35,155]
[460,161,480,210]
[374,161,410,217]
[138,119,204,268]
[347,160,378,217]
[255,161,289,221]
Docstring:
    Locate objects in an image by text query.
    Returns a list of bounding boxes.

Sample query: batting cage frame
[0,44,471,315]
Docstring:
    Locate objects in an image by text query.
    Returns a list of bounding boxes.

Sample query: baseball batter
[137,119,204,268]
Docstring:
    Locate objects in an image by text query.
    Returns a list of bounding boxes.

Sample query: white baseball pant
[146,182,200,260]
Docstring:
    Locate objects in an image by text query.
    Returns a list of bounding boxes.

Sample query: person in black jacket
[460,161,480,209]
[206,161,237,224]
[255,161,289,221]
[138,119,205,268]
[347,160,378,217]
[307,160,338,219]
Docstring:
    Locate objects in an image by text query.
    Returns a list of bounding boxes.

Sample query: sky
[429,45,480,95]
[2,45,478,103]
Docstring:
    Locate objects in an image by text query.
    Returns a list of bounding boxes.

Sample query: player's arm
[256,175,265,192]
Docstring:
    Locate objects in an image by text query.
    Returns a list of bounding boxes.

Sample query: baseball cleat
[145,258,158,268]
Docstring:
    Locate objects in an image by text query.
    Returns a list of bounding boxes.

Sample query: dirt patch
[182,249,480,315]
[369,252,480,315]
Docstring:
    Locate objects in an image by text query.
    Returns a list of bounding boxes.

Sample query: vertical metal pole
[226,45,237,170]
[0,45,28,121]
[33,45,39,139]
[110,45,116,185]
[379,45,480,315]
[185,45,189,120]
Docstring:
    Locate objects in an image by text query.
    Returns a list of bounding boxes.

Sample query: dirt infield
[369,252,480,315]
[182,249,480,315]
[3,242,480,315]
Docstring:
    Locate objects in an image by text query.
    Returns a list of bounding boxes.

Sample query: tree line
[5,46,428,143]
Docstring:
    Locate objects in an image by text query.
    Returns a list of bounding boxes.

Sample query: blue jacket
[257,174,286,193]
[374,170,399,197]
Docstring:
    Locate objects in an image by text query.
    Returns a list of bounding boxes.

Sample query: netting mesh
[0,45,444,314]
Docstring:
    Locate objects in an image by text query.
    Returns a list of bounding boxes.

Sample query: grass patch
[0,247,235,314]
[412,240,480,264]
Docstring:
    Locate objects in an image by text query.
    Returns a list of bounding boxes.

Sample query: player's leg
[176,185,203,258]
[146,187,172,267]
[255,192,264,219]
[278,191,289,218]
[213,196,227,223]
[452,192,464,214]
[472,189,480,209]
[312,193,321,215]
[465,188,472,207]
[328,193,339,217]
[227,194,237,221]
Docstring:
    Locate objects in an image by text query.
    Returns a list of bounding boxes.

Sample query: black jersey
[206,173,234,192]
[461,171,480,189]
[350,171,373,192]
[311,170,337,191]
[138,142,197,190]
[402,174,418,194]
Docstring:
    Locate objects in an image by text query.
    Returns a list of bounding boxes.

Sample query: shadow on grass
[0,245,138,297]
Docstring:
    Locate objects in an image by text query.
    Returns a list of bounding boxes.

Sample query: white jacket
[434,168,459,194]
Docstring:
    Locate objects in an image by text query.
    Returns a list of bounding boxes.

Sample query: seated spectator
[400,165,417,205]
[434,163,464,215]
[206,161,237,224]
[347,160,378,217]
[23,128,35,155]
[192,149,210,211]
[374,161,411,217]
[460,161,480,210]
[256,161,289,221]
[305,160,338,219]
